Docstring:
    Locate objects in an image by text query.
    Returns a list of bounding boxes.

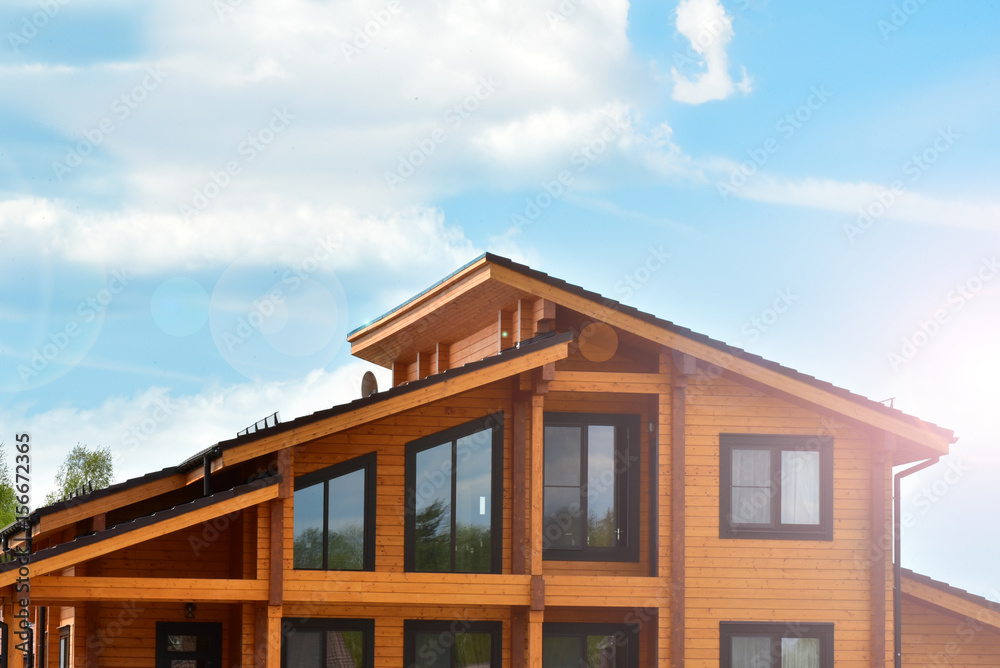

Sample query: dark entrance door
[155,622,222,668]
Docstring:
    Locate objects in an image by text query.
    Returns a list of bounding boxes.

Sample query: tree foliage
[44,443,115,506]
[0,446,15,527]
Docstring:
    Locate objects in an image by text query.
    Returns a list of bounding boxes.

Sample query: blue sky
[1,0,998,597]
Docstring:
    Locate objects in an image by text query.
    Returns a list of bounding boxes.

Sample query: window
[294,453,376,570]
[405,414,503,573]
[543,623,638,667]
[58,626,70,668]
[720,622,833,668]
[543,413,640,561]
[403,621,501,668]
[719,434,833,540]
[281,618,373,668]
[155,622,222,668]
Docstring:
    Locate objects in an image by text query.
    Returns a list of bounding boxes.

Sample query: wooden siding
[902,597,1000,666]
[682,371,892,667]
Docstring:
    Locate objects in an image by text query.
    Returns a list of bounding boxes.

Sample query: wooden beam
[529,394,545,576]
[284,572,532,606]
[671,353,692,668]
[511,393,529,575]
[268,498,284,607]
[511,607,527,668]
[28,576,268,603]
[490,264,952,453]
[276,448,292,500]
[348,257,492,347]
[0,484,279,587]
[901,578,1000,632]
[528,609,543,668]
[266,605,281,668]
[32,474,188,543]
[530,575,545,611]
[217,339,570,470]
[548,371,670,394]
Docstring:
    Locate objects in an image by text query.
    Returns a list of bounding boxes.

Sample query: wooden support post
[533,299,556,334]
[529,394,545,576]
[527,609,544,668]
[499,310,514,353]
[416,351,430,380]
[871,434,892,668]
[254,605,267,668]
[434,342,450,374]
[670,351,694,668]
[86,601,100,668]
[267,605,282,668]
[268,498,283,607]
[512,393,529,575]
[391,360,408,387]
[511,607,527,668]
[514,299,531,345]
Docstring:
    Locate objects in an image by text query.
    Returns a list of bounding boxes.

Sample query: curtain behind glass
[780,450,820,524]
[731,636,773,668]
[781,637,820,668]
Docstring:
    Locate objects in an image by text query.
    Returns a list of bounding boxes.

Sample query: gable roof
[902,568,1000,631]
[350,253,954,457]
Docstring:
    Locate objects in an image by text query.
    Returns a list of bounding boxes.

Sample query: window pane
[587,426,616,547]
[544,486,582,548]
[781,637,820,668]
[414,632,451,668]
[731,636,774,668]
[326,630,364,668]
[327,469,366,570]
[731,449,771,525]
[543,636,582,668]
[455,430,493,573]
[586,634,617,668]
[780,451,820,525]
[414,443,453,571]
[545,426,581,486]
[294,483,325,568]
[167,635,199,652]
[455,632,492,668]
[287,630,322,668]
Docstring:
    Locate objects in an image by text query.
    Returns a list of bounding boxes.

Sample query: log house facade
[1,253,995,668]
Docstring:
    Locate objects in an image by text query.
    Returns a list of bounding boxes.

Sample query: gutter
[893,456,940,668]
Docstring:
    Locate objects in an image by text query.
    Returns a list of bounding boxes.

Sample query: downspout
[893,456,939,668]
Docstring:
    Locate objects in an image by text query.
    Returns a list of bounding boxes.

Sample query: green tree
[44,443,115,506]
[0,445,16,527]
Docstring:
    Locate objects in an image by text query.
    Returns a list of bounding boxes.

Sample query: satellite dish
[361,371,378,398]
[578,322,619,362]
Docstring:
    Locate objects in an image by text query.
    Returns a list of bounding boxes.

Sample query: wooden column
[528,609,544,668]
[529,393,545,575]
[499,310,514,353]
[512,393,530,576]
[871,434,892,668]
[433,343,450,374]
[671,352,694,668]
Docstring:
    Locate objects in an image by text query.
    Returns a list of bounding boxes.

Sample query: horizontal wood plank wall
[538,392,651,578]
[901,598,1000,666]
[446,321,500,371]
[683,372,876,666]
[78,601,231,668]
[293,383,515,574]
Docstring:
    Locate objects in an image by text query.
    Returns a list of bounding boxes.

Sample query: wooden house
[1,253,996,668]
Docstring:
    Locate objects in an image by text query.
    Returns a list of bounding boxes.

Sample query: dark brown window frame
[280,617,374,668]
[719,433,833,541]
[404,413,504,574]
[57,625,70,668]
[542,412,641,562]
[403,620,502,667]
[720,621,834,668]
[293,451,377,571]
[542,622,640,667]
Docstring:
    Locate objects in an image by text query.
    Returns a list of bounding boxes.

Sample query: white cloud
[5,362,392,505]
[0,197,479,274]
[731,174,1000,232]
[671,0,752,104]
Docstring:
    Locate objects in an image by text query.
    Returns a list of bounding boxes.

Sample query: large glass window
[281,618,374,668]
[405,414,503,573]
[542,623,638,668]
[719,434,833,540]
[543,413,640,562]
[720,622,833,668]
[294,453,376,570]
[403,621,501,668]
